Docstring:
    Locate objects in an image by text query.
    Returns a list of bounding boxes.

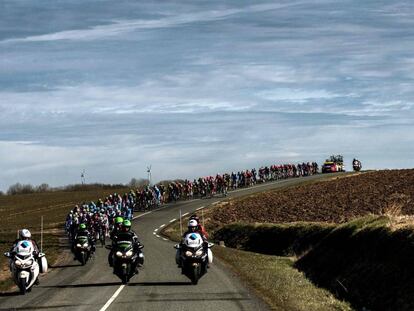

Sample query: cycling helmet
[115,216,124,225]
[79,223,87,230]
[19,229,31,240]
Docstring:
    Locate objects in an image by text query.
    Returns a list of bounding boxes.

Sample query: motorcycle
[353,160,362,172]
[4,240,48,295]
[174,233,214,285]
[73,234,92,265]
[106,239,144,284]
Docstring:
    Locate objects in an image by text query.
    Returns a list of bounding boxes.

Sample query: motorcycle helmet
[115,216,124,225]
[19,229,31,240]
[188,219,198,232]
[79,223,87,230]
[189,214,200,222]
[122,220,131,231]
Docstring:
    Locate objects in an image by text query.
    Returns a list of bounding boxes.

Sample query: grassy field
[0,186,128,291]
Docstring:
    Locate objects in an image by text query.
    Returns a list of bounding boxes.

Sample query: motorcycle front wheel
[19,278,27,295]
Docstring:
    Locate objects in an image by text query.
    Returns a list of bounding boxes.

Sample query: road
[0,174,331,311]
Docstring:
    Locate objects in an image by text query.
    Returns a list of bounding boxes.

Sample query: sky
[1,0,414,191]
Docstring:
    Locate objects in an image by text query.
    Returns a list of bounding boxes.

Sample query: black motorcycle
[106,239,143,284]
[73,234,92,265]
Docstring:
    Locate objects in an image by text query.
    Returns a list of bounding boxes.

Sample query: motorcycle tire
[121,266,128,284]
[19,279,27,295]
[190,265,200,285]
[81,253,86,266]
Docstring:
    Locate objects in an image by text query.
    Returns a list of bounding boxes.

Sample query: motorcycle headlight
[195,249,203,256]
[125,250,133,257]
[82,243,89,248]
[23,259,34,268]
[185,251,193,257]
[116,251,123,257]
[76,243,82,248]
[15,260,22,267]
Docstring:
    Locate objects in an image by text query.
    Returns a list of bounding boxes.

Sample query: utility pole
[81,169,86,185]
[147,165,152,186]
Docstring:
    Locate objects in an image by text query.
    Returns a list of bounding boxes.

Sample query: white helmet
[19,229,31,239]
[188,219,198,231]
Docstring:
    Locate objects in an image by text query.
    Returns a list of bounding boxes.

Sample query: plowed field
[210,170,414,225]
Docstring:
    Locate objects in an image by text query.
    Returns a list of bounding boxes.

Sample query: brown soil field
[209,170,414,226]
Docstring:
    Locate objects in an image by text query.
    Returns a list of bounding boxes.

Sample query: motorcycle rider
[10,229,40,255]
[176,219,209,267]
[110,219,144,271]
[72,223,96,256]
[189,214,209,239]
[110,216,124,239]
[108,216,124,266]
[9,229,41,284]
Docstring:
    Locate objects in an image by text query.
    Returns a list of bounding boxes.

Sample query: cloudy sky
[1,0,413,191]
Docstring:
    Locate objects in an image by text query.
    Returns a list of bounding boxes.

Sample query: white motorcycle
[174,232,213,285]
[4,240,48,295]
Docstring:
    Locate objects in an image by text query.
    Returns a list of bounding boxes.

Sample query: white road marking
[162,238,168,241]
[132,211,152,220]
[196,206,205,211]
[154,228,158,232]
[99,285,125,311]
[159,224,166,228]
[169,218,176,223]
[182,212,189,217]
[153,232,156,235]
[156,234,161,238]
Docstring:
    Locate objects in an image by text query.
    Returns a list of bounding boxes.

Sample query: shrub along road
[0,174,337,311]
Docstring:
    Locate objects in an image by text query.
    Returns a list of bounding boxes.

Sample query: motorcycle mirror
[3,252,10,258]
[138,244,144,249]
[207,243,215,248]
[38,252,45,257]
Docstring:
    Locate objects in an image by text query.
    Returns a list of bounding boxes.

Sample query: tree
[128,178,149,188]
[7,183,35,195]
[36,183,50,192]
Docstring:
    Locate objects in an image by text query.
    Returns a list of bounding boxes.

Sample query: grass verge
[215,246,351,311]
[161,220,352,311]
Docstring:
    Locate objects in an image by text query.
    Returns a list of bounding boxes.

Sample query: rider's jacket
[182,230,208,243]
[10,239,40,256]
[112,230,142,251]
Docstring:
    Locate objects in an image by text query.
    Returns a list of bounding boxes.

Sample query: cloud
[257,88,347,103]
[1,2,307,44]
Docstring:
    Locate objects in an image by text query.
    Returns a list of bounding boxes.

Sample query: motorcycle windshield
[116,241,132,251]
[77,236,88,243]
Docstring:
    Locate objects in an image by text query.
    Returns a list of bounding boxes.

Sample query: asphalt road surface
[0,174,331,311]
